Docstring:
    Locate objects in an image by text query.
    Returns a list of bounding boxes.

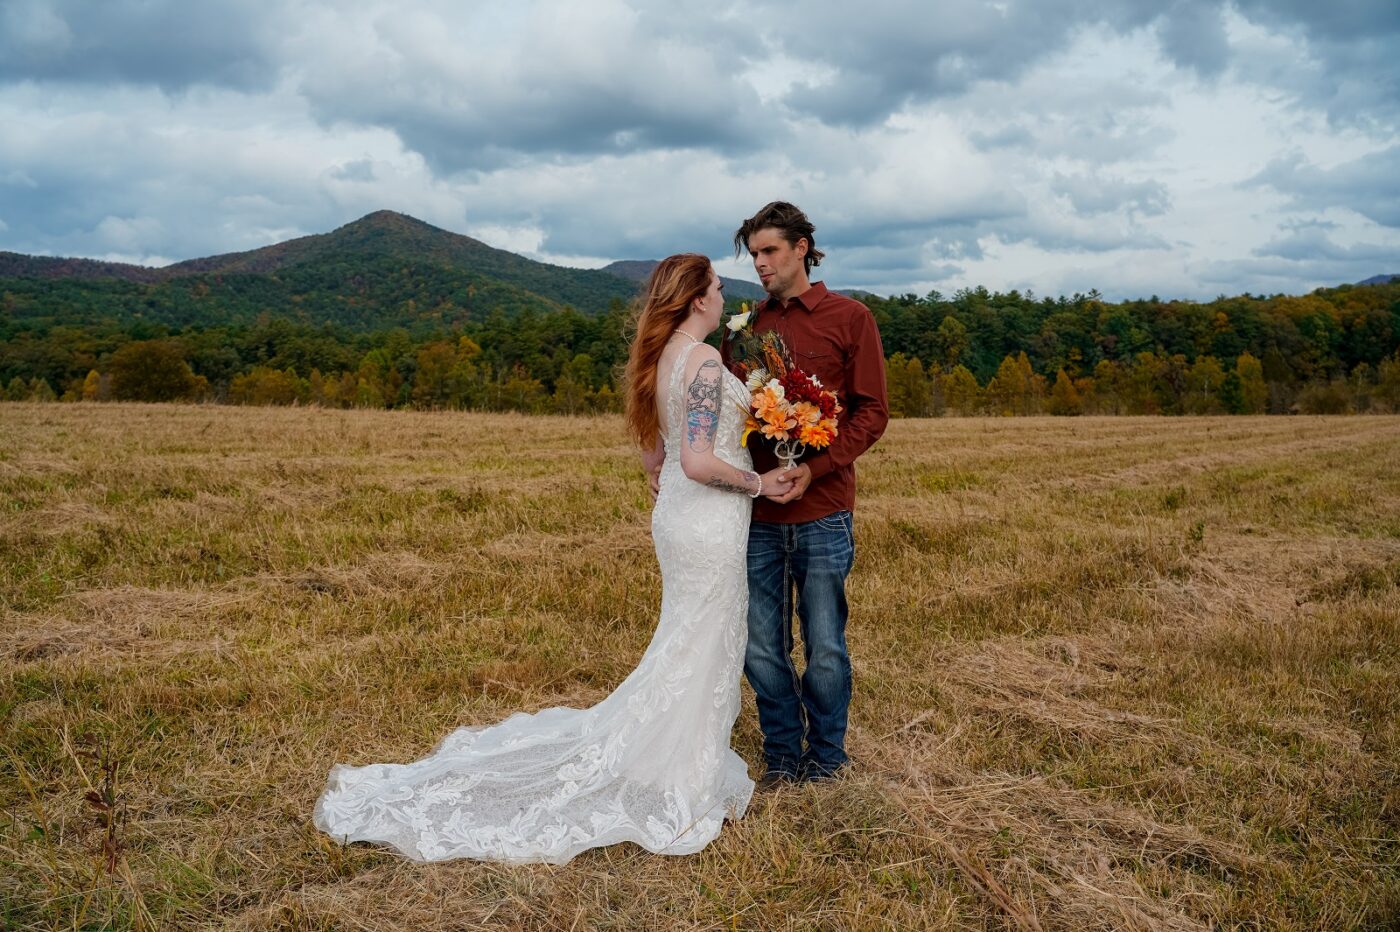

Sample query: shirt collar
[762,280,827,314]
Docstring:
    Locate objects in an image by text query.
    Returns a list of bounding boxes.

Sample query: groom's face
[746,227,808,301]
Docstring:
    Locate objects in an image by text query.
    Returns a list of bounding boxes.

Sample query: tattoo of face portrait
[686,360,722,453]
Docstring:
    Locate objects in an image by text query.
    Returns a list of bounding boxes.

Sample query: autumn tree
[1091,359,1124,414]
[1047,369,1082,416]
[1016,352,1045,414]
[985,354,1032,416]
[1185,355,1226,414]
[941,365,981,416]
[1120,352,1161,414]
[80,369,106,401]
[1296,380,1351,414]
[229,366,305,405]
[1072,374,1096,412]
[1375,351,1400,413]
[488,365,547,413]
[886,353,934,417]
[108,340,205,402]
[1348,362,1376,413]
[1234,352,1267,414]
[412,338,481,409]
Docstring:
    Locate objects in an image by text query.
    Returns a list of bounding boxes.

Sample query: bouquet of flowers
[725,303,841,469]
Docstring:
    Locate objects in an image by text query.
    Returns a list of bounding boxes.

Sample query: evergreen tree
[1261,345,1295,414]
[1219,371,1244,414]
[933,315,969,370]
[27,377,56,402]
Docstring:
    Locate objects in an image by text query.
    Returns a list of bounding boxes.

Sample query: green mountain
[0,211,641,332]
[166,211,640,310]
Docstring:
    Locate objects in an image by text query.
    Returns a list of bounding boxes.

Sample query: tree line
[3,281,1398,416]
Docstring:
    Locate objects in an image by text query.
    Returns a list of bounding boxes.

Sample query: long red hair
[624,254,713,448]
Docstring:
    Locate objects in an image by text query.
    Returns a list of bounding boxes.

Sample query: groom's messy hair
[734,201,825,275]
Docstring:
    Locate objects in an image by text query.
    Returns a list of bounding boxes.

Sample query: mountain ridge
[600,259,767,302]
[0,251,169,282]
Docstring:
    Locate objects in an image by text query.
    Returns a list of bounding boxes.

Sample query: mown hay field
[2,403,1398,931]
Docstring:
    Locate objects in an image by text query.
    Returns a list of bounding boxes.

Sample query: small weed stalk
[79,733,127,877]
[67,729,154,931]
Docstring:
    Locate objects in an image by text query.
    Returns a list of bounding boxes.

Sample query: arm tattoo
[707,470,758,495]
[685,360,722,453]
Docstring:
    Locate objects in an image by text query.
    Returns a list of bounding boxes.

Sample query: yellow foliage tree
[1047,369,1082,416]
[940,365,980,416]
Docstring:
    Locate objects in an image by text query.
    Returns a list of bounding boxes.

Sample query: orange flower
[791,400,822,428]
[761,416,796,440]
[752,383,787,424]
[798,420,835,448]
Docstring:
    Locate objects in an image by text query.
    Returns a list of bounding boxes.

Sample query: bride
[314,254,791,864]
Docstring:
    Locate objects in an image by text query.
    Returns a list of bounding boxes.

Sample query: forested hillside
[862,283,1400,415]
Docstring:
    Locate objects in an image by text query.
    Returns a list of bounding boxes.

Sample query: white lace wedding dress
[314,341,755,864]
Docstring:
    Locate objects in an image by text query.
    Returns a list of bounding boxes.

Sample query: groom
[724,201,888,787]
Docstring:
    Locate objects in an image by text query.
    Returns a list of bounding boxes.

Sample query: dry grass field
[1,402,1397,931]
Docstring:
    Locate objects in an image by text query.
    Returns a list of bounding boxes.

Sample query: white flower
[745,368,770,391]
[726,310,752,332]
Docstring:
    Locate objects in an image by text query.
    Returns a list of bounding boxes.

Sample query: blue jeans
[744,511,855,778]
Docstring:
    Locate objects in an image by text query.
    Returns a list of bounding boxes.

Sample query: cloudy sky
[1,0,1397,300]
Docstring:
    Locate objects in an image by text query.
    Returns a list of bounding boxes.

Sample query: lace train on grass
[314,341,756,864]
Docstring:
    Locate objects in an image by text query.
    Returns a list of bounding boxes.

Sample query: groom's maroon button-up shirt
[722,281,889,524]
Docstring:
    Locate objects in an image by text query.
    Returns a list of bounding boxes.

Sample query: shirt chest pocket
[795,347,844,390]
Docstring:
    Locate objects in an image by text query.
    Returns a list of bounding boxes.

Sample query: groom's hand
[770,463,812,503]
[648,464,662,498]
